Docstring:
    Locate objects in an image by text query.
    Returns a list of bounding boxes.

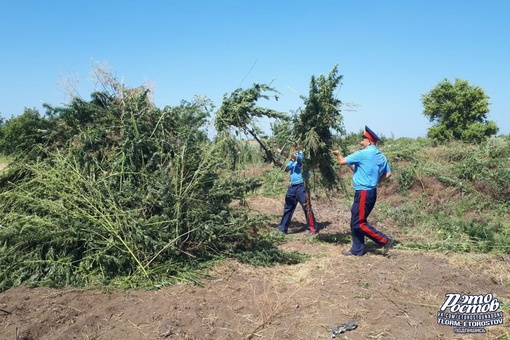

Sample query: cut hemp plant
[215,83,288,166]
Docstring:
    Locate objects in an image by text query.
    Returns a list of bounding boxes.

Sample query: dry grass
[448,253,510,286]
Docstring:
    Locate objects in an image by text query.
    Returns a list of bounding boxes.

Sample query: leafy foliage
[0,108,51,156]
[215,83,288,165]
[215,83,286,133]
[232,238,309,266]
[269,119,294,152]
[396,165,416,193]
[295,64,345,190]
[421,78,498,143]
[0,71,306,292]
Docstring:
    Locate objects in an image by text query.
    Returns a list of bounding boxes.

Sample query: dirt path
[1,196,509,340]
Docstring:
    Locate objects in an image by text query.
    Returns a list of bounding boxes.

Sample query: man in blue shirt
[276,145,318,235]
[333,126,394,256]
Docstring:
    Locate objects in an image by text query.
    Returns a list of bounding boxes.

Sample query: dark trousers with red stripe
[349,189,390,255]
[278,183,318,234]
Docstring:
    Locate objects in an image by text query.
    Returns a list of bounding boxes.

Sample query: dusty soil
[1,193,509,340]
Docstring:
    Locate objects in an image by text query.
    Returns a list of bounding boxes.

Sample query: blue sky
[1,0,509,139]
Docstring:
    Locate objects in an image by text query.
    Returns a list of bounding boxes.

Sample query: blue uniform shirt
[344,145,390,190]
[286,151,305,185]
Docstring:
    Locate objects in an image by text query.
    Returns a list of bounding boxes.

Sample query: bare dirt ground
[1,192,509,340]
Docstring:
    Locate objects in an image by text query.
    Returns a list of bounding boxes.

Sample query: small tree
[421,78,498,143]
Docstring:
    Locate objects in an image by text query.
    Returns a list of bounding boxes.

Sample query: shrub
[397,165,415,193]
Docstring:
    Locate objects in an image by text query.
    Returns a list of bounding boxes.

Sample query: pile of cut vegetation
[0,72,303,293]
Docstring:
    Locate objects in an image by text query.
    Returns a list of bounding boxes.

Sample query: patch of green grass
[371,137,510,255]
[500,298,510,312]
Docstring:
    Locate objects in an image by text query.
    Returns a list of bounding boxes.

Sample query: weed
[358,282,370,289]
[500,298,510,312]
[396,165,415,193]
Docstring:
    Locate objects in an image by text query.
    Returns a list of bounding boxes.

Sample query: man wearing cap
[333,126,394,256]
[276,145,318,235]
